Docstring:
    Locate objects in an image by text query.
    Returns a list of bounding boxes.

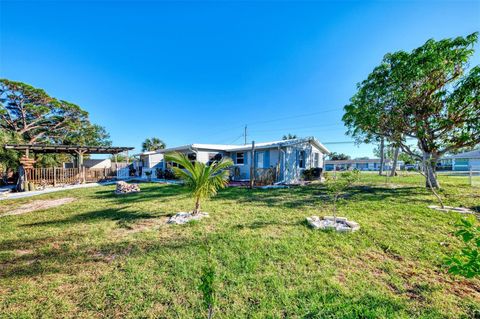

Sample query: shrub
[302,168,322,181]
[445,216,480,278]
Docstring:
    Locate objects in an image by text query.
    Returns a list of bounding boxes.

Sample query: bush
[155,168,176,180]
[302,168,322,181]
[445,216,480,278]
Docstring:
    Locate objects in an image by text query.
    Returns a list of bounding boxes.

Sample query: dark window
[207,153,223,165]
[236,152,244,164]
[299,151,306,168]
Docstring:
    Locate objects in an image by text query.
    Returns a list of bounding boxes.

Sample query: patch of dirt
[113,217,167,235]
[14,249,33,256]
[0,198,76,217]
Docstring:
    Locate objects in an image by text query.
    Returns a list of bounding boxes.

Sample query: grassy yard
[0,173,479,318]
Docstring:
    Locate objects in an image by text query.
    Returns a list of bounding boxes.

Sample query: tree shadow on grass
[0,233,202,279]
[213,184,431,209]
[22,207,170,228]
[91,184,188,204]
[234,219,305,230]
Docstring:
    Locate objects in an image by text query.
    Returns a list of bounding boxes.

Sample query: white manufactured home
[135,137,330,184]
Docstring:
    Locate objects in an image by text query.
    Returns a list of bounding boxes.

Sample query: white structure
[135,137,330,184]
[83,159,112,169]
[325,158,404,171]
[440,149,480,171]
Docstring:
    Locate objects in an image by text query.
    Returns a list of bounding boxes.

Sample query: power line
[246,107,341,126]
[249,123,342,134]
[322,141,355,145]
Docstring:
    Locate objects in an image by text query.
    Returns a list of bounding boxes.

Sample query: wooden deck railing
[25,167,117,186]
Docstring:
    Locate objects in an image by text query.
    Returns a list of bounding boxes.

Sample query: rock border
[306,215,360,232]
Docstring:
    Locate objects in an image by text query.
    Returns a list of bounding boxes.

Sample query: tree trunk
[193,197,201,215]
[390,146,400,177]
[207,304,214,319]
[16,165,26,192]
[423,152,440,189]
[379,138,385,176]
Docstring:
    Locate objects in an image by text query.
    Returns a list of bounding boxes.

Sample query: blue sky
[1,1,479,157]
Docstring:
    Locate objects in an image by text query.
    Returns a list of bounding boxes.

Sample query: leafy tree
[445,216,480,278]
[282,133,297,140]
[343,33,480,188]
[324,170,360,224]
[142,137,166,152]
[164,152,232,214]
[1,79,88,144]
[328,152,351,160]
[0,79,111,170]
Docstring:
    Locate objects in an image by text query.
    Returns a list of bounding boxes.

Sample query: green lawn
[0,174,479,318]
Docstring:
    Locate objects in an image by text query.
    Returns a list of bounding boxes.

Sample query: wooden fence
[25,167,117,186]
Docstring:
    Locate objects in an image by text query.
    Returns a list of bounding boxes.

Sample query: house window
[207,153,223,166]
[257,152,264,168]
[314,153,320,167]
[236,152,244,164]
[299,150,306,168]
[187,153,197,164]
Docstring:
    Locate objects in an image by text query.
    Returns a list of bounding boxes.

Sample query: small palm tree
[165,152,233,215]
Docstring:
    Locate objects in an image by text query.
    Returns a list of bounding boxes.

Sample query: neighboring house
[83,159,112,169]
[325,158,404,171]
[135,137,330,184]
[439,149,480,171]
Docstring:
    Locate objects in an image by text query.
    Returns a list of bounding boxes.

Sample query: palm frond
[165,152,233,212]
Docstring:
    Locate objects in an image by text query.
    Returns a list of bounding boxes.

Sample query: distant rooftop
[445,149,480,159]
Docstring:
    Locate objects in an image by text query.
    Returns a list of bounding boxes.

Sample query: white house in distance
[135,137,330,184]
[325,158,403,171]
[440,149,480,171]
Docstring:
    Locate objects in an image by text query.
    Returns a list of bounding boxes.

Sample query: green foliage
[164,152,233,214]
[343,33,480,187]
[142,137,166,152]
[0,79,111,170]
[282,133,297,140]
[328,152,351,160]
[0,130,21,173]
[302,168,322,181]
[445,216,480,278]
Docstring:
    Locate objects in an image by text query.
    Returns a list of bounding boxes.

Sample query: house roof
[140,137,330,156]
[444,149,480,159]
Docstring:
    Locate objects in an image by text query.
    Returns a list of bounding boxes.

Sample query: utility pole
[244,125,247,145]
[250,141,255,189]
